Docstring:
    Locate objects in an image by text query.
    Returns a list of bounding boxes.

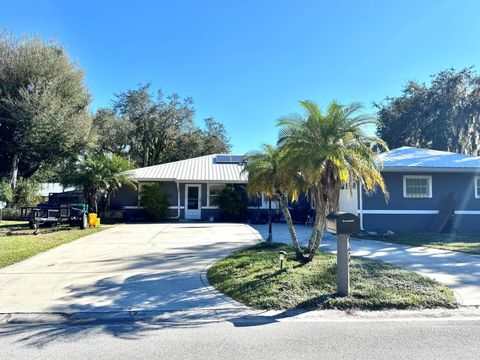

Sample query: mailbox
[326,212,360,235]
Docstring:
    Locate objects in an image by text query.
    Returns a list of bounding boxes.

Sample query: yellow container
[95,218,101,227]
[88,213,97,227]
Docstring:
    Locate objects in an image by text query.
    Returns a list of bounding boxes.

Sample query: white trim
[475,176,480,199]
[177,180,247,184]
[206,183,225,208]
[403,175,432,198]
[382,167,480,173]
[261,193,279,209]
[168,206,185,209]
[184,184,202,220]
[206,183,211,207]
[202,206,219,210]
[363,209,480,215]
[359,182,364,230]
[363,210,439,215]
[454,210,480,215]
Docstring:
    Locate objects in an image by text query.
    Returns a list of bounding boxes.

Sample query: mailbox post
[326,212,360,296]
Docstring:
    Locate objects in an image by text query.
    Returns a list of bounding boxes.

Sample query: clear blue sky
[1,0,480,153]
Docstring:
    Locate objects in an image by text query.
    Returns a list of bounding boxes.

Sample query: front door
[185,185,201,220]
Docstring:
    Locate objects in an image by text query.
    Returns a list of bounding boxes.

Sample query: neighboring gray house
[359,147,480,233]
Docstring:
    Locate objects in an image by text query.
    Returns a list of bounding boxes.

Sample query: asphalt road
[1,318,479,360]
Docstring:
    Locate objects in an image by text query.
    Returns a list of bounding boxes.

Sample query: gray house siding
[363,214,437,232]
[362,171,480,232]
[111,181,234,222]
[110,186,138,208]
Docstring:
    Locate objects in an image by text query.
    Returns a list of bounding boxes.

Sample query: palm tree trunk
[89,190,98,214]
[102,191,112,217]
[305,190,328,261]
[278,194,303,258]
[267,197,272,243]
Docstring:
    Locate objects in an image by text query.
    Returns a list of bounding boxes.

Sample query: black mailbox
[326,212,360,235]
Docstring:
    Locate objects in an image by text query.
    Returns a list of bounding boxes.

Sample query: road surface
[1,317,479,359]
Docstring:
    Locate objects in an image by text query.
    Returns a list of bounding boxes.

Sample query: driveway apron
[0,223,261,314]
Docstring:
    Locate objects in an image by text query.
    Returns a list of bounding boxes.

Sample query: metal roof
[378,146,480,172]
[130,147,480,182]
[130,154,248,182]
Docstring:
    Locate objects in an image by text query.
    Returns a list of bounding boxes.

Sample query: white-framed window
[475,177,480,199]
[261,193,279,209]
[403,175,432,198]
[207,183,225,207]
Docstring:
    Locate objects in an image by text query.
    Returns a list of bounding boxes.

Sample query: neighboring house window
[208,184,225,207]
[403,175,432,198]
[475,177,480,199]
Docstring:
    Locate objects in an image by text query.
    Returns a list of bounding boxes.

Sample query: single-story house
[110,154,258,221]
[111,147,480,233]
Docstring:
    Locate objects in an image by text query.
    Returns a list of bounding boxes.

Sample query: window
[403,176,432,198]
[475,177,480,199]
[208,184,225,207]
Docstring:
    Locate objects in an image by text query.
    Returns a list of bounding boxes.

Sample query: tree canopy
[277,101,386,261]
[376,67,480,155]
[92,84,231,167]
[0,30,231,210]
[0,31,92,188]
[60,153,135,213]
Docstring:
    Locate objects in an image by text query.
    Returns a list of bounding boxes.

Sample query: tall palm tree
[243,145,303,254]
[278,100,388,261]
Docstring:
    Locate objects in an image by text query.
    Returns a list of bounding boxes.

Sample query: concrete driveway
[0,223,261,314]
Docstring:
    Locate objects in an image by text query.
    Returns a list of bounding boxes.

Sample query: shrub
[14,179,43,207]
[0,180,14,204]
[139,183,170,221]
[0,207,20,220]
[216,184,247,222]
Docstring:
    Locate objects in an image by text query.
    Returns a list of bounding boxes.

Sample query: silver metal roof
[378,146,480,172]
[130,147,480,182]
[130,154,248,182]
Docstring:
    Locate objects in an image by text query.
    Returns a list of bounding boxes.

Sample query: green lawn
[0,220,29,228]
[208,243,457,310]
[357,232,480,255]
[0,223,108,268]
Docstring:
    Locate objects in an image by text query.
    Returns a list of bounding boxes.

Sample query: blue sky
[1,0,480,153]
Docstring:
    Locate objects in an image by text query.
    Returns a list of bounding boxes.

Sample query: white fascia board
[363,209,480,215]
[136,178,177,182]
[176,180,248,184]
[382,167,480,174]
[363,210,439,215]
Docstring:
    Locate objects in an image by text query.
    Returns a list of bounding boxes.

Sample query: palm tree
[61,153,135,214]
[278,100,387,261]
[102,154,136,214]
[243,145,303,254]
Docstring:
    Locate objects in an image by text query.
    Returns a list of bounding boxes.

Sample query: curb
[2,307,480,326]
